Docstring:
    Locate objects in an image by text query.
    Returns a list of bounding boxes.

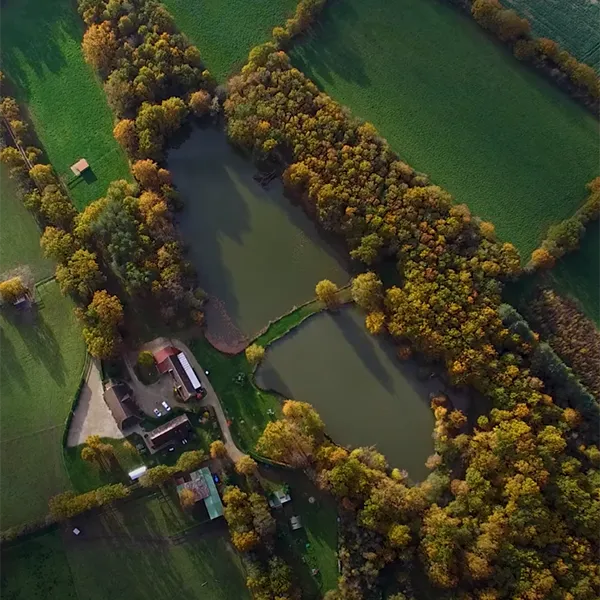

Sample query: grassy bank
[290,0,599,257]
[0,279,85,528]
[0,0,131,209]
[161,0,297,81]
[189,336,281,452]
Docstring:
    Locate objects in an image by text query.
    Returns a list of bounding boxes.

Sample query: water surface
[168,128,350,347]
[256,306,442,480]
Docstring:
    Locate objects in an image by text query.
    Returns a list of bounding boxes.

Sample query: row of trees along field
[225,47,599,599]
[1,0,217,356]
[466,0,600,109]
[528,178,600,270]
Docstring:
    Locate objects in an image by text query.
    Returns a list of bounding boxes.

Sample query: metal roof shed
[200,467,223,520]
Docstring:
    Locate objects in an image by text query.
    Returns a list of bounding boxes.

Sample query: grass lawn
[290,0,599,258]
[189,336,281,452]
[0,279,85,528]
[1,495,249,600]
[502,0,600,69]
[0,0,131,210]
[64,437,145,493]
[0,165,54,282]
[0,530,77,600]
[261,468,339,597]
[161,0,297,82]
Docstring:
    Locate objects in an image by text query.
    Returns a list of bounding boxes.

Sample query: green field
[548,221,600,324]
[0,279,85,528]
[502,0,600,69]
[1,495,249,600]
[0,165,53,282]
[291,0,599,258]
[161,0,297,81]
[0,0,131,210]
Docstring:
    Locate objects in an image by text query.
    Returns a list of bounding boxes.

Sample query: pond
[168,127,350,350]
[255,306,456,481]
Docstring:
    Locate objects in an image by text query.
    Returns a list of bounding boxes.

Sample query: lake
[256,306,445,481]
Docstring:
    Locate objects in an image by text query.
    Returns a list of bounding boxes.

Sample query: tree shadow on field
[290,0,371,90]
[0,0,83,101]
[9,305,67,386]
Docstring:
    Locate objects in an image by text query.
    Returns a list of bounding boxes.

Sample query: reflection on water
[168,127,350,346]
[256,306,450,481]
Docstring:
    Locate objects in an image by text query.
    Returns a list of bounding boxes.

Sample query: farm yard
[502,0,600,69]
[0,0,130,210]
[162,0,297,81]
[290,0,599,258]
[0,164,53,282]
[0,280,85,528]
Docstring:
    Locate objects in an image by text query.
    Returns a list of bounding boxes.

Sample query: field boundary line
[0,423,62,445]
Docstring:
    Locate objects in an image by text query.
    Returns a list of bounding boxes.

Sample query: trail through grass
[0,280,85,528]
[0,0,131,209]
[291,0,599,258]
[162,0,297,81]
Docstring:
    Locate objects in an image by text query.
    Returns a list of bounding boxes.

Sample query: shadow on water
[256,305,478,480]
[167,125,350,341]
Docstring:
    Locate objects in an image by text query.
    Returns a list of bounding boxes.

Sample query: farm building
[70,158,89,176]
[146,414,193,450]
[103,382,140,430]
[176,467,224,520]
[153,345,205,401]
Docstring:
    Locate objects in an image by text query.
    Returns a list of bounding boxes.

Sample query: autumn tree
[56,249,103,298]
[29,163,56,188]
[139,464,176,489]
[189,90,211,117]
[175,450,206,473]
[113,119,138,154]
[82,22,118,76]
[210,440,228,460]
[315,279,339,307]
[245,343,265,366]
[0,277,27,303]
[235,456,258,477]
[79,290,124,359]
[179,488,197,510]
[40,227,78,263]
[365,311,386,335]
[351,272,383,312]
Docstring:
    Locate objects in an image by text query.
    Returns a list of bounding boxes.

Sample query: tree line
[528,289,600,400]
[464,0,599,110]
[528,178,600,270]
[225,47,599,599]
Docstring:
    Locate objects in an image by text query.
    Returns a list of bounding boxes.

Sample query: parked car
[161,401,171,412]
[153,408,162,417]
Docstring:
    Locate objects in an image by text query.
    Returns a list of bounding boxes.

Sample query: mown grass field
[161,0,297,81]
[1,495,249,600]
[0,165,53,282]
[0,280,85,528]
[291,0,599,258]
[502,0,600,69]
[0,0,130,210]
